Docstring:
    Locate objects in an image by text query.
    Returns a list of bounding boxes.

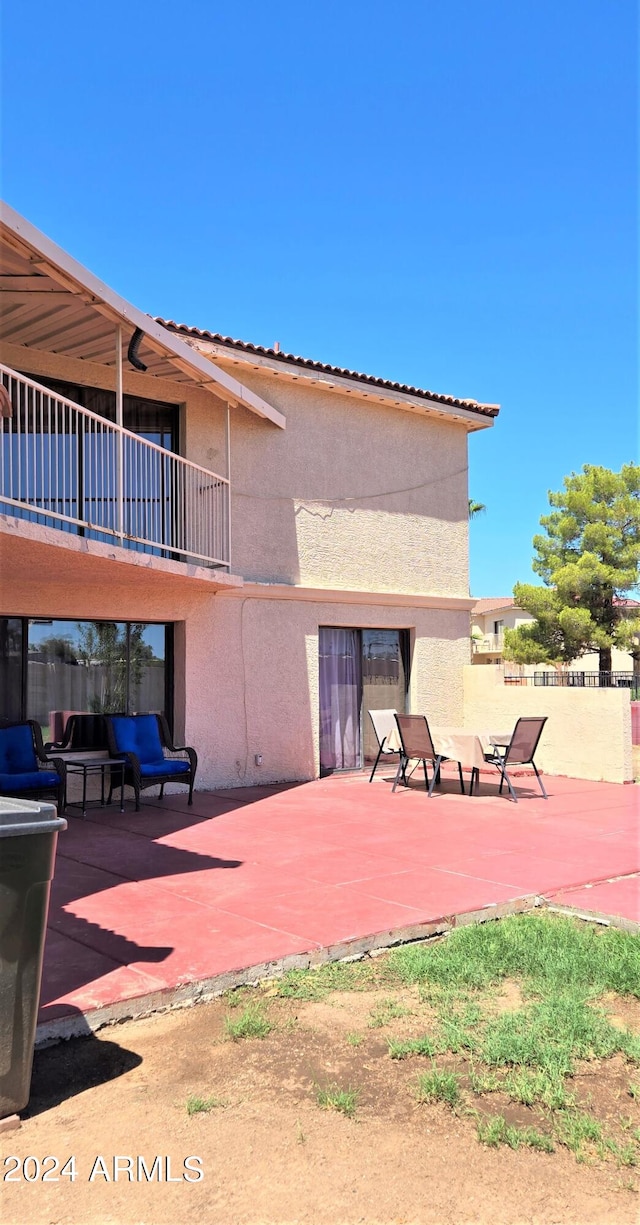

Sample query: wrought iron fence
[504,671,640,700]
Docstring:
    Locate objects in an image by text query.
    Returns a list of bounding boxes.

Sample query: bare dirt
[2,984,639,1225]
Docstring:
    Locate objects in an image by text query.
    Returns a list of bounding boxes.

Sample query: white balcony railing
[0,365,229,568]
[472,632,504,654]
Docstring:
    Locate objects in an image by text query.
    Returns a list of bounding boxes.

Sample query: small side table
[63,757,126,819]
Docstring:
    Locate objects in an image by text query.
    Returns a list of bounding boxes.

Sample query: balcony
[0,365,230,569]
[472,632,504,655]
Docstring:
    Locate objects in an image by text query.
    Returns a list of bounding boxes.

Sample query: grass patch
[478,995,638,1077]
[368,998,411,1028]
[388,912,640,999]
[186,1095,226,1115]
[476,1113,554,1153]
[416,1067,461,1107]
[224,1004,272,1041]
[315,1084,359,1117]
[388,1035,439,1060]
[346,1031,364,1047]
[274,959,375,1001]
[554,1109,603,1160]
[629,1083,640,1101]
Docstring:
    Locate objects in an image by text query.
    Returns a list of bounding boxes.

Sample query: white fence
[0,364,230,568]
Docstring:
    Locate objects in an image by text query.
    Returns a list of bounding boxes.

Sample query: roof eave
[0,203,286,429]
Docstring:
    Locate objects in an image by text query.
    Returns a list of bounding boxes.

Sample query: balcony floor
[0,513,242,594]
[37,770,639,1040]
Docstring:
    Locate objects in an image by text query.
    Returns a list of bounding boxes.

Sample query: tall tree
[503,464,640,673]
[468,499,486,519]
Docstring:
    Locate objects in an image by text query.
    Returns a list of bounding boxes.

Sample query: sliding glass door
[319,627,408,774]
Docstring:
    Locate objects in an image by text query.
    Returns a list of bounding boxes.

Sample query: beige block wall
[463,665,633,784]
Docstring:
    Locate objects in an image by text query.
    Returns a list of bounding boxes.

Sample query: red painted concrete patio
[39,770,639,1037]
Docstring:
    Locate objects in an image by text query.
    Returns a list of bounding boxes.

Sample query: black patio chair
[0,719,66,811]
[483,716,548,802]
[392,714,465,798]
[45,713,109,754]
[104,713,197,811]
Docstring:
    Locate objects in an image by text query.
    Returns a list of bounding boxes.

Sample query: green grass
[476,1114,554,1153]
[388,912,640,999]
[224,1004,272,1041]
[186,1094,226,1115]
[388,1035,439,1060]
[416,1067,461,1107]
[478,995,638,1077]
[265,913,640,1165]
[368,998,411,1028]
[274,959,375,1001]
[315,1085,359,1117]
[554,1110,603,1160]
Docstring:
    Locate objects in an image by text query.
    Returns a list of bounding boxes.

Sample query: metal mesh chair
[484,716,548,802]
[368,709,403,782]
[392,714,441,797]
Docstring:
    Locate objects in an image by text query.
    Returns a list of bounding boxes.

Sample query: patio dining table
[387,722,514,792]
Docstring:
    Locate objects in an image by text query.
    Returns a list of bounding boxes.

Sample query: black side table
[63,757,126,819]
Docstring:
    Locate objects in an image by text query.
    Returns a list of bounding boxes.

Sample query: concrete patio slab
[36,771,639,1040]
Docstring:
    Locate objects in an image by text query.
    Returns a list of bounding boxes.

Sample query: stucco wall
[463,665,633,784]
[5,340,472,599]
[2,565,469,789]
[185,361,471,596]
[185,594,470,787]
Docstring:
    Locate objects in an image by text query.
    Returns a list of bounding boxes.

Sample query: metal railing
[472,632,504,653]
[504,671,640,699]
[0,364,230,568]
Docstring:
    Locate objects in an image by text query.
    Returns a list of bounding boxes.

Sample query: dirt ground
[3,983,639,1225]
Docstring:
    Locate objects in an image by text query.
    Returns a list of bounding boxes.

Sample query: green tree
[503,464,640,674]
[468,499,486,519]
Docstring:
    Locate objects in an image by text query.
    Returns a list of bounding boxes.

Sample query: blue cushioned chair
[0,720,66,811]
[104,714,197,811]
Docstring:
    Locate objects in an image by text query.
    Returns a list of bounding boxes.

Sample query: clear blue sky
[1,1,637,596]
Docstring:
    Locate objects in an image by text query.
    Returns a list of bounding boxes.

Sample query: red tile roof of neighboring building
[472,597,518,616]
[156,318,500,419]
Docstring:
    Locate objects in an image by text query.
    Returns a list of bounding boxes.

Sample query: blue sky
[1,1,637,595]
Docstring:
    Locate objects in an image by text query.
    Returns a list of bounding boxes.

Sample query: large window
[0,617,172,741]
[319,628,409,773]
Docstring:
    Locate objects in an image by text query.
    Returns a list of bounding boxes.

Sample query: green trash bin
[0,797,67,1118]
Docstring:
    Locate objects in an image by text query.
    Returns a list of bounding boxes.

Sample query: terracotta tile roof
[156,318,500,419]
[473,595,640,616]
[472,597,518,616]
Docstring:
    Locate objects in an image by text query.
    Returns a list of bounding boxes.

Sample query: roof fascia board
[192,340,495,431]
[0,203,285,430]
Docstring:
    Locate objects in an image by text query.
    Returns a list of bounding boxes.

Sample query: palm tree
[468,499,486,519]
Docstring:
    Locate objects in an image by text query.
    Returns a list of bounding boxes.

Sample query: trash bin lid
[0,796,67,837]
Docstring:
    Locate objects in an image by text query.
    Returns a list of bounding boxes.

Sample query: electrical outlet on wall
[254,754,263,766]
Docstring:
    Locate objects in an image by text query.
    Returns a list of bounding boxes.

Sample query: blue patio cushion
[111,715,164,765]
[0,725,38,774]
[139,759,190,778]
[0,770,60,791]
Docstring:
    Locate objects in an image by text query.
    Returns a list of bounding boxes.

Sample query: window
[0,617,172,741]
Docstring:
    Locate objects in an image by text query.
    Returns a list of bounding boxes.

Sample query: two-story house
[0,204,499,788]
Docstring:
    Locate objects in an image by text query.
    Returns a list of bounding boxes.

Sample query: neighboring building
[471,598,534,663]
[0,204,499,786]
[471,596,639,676]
